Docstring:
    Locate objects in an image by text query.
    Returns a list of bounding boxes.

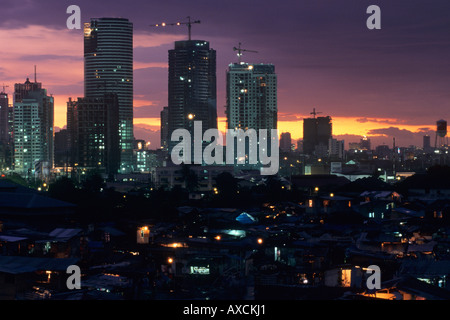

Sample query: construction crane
[310,108,322,118]
[150,16,200,41]
[233,42,258,63]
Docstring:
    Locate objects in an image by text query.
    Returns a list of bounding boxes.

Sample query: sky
[1,0,449,149]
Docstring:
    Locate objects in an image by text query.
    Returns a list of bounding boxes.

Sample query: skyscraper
[360,136,371,151]
[423,135,432,153]
[84,17,133,172]
[0,90,9,145]
[0,90,12,169]
[226,63,277,131]
[67,94,120,177]
[226,63,277,169]
[167,40,217,156]
[160,106,169,151]
[280,132,292,153]
[13,78,54,177]
[303,115,332,156]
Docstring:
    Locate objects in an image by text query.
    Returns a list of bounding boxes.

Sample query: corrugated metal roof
[0,193,76,209]
[0,256,79,274]
[49,228,82,239]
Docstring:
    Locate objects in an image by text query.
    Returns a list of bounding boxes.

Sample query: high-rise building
[360,136,371,151]
[54,129,70,168]
[423,135,431,153]
[13,78,54,177]
[328,138,345,159]
[226,63,277,169]
[0,91,9,145]
[280,132,292,153]
[0,90,13,169]
[167,40,217,156]
[226,63,277,131]
[67,94,120,177]
[160,106,169,151]
[303,115,332,156]
[84,17,133,173]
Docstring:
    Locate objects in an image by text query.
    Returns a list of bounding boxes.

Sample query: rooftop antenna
[150,16,201,41]
[310,108,322,118]
[34,65,37,83]
[233,42,258,64]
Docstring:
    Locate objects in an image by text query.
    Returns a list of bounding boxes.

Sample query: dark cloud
[133,123,161,149]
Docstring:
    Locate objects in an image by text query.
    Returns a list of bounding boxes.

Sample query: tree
[215,171,238,199]
[82,171,105,194]
[181,164,199,192]
[48,176,78,203]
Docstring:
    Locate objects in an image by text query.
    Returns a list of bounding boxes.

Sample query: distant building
[0,91,9,145]
[225,62,277,170]
[54,129,70,168]
[303,115,332,156]
[13,78,54,177]
[360,136,371,151]
[154,165,234,191]
[67,94,120,176]
[160,106,169,151]
[84,17,134,172]
[296,139,303,153]
[375,145,391,159]
[135,149,165,173]
[226,63,277,132]
[167,40,217,157]
[349,142,361,151]
[423,135,432,153]
[0,91,13,169]
[328,138,344,159]
[280,132,292,153]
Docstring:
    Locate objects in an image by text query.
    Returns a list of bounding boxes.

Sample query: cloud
[134,123,161,149]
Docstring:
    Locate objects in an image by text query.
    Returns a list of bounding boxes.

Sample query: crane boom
[150,16,200,41]
[310,108,322,118]
[233,42,258,63]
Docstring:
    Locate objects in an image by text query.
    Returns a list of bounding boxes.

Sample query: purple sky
[1,0,449,148]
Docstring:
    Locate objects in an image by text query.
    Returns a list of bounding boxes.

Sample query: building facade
[225,63,277,170]
[160,106,169,151]
[67,94,120,177]
[303,116,332,156]
[13,78,54,177]
[84,17,133,172]
[226,63,277,131]
[167,40,217,156]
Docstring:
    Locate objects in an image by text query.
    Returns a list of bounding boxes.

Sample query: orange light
[168,257,173,264]
[215,235,221,241]
[257,238,263,244]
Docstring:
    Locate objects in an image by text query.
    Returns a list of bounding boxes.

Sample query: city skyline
[0,0,449,149]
